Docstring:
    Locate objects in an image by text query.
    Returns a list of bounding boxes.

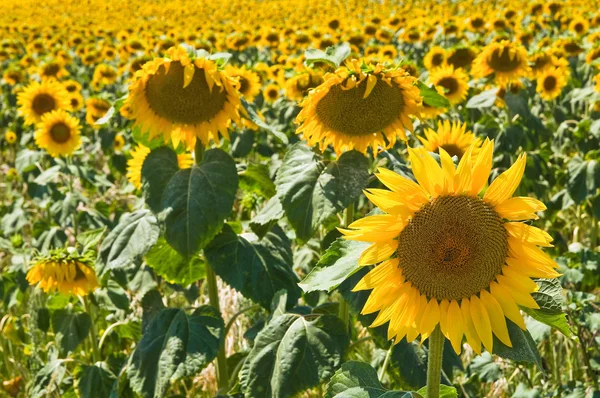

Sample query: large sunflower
[26,250,99,296]
[34,109,81,158]
[341,143,558,354]
[296,59,421,155]
[429,66,469,105]
[126,144,194,189]
[473,41,530,85]
[126,46,241,150]
[17,79,70,126]
[418,120,481,160]
[536,66,567,101]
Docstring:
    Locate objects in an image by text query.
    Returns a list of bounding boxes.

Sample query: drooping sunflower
[473,41,530,85]
[429,66,470,105]
[26,250,99,296]
[17,79,70,125]
[536,66,568,101]
[418,120,481,160]
[34,109,81,158]
[342,143,558,354]
[225,65,261,101]
[126,46,241,150]
[296,59,421,155]
[126,144,194,189]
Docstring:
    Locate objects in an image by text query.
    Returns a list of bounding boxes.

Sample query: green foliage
[304,42,351,68]
[51,308,92,356]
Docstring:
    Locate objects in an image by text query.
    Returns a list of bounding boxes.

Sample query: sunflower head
[536,66,567,101]
[296,59,421,155]
[126,144,194,189]
[225,65,261,101]
[473,40,530,85]
[114,134,126,152]
[125,46,241,150]
[446,46,478,70]
[418,120,481,161]
[263,83,280,103]
[429,66,470,105]
[34,109,81,158]
[86,97,111,127]
[424,46,447,71]
[17,79,70,126]
[285,70,324,101]
[26,249,99,296]
[5,130,17,145]
[341,142,558,353]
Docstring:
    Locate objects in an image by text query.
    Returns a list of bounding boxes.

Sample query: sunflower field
[1,0,600,397]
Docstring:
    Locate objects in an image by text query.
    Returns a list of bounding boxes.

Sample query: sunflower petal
[484,153,527,206]
[358,241,399,265]
[480,290,512,347]
[469,295,494,352]
[495,197,546,220]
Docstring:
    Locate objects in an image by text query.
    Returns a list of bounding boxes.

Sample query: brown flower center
[50,122,71,144]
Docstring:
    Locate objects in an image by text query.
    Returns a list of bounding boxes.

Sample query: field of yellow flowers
[1,0,599,397]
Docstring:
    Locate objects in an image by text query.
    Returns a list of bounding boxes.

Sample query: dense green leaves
[275,144,369,241]
[79,362,117,398]
[127,307,224,398]
[299,238,370,292]
[326,361,418,398]
[51,308,92,356]
[205,224,301,308]
[30,359,66,398]
[523,278,571,336]
[96,210,160,275]
[492,320,542,368]
[161,148,238,258]
[469,352,502,382]
[240,313,349,398]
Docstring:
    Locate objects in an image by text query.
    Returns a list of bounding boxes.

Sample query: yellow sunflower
[126,144,194,189]
[17,79,70,125]
[536,66,567,101]
[296,59,421,155]
[225,65,261,101]
[473,40,530,85]
[595,74,600,93]
[263,83,281,103]
[68,93,84,111]
[429,66,469,105]
[424,46,447,71]
[418,120,481,160]
[114,134,126,152]
[91,64,118,89]
[26,250,99,296]
[86,98,111,127]
[341,143,558,354]
[285,70,324,101]
[38,60,69,81]
[5,131,17,145]
[126,46,241,150]
[34,109,81,158]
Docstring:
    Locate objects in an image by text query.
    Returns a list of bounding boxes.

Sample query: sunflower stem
[338,204,354,332]
[206,262,229,392]
[426,326,444,398]
[378,342,393,382]
[83,295,100,364]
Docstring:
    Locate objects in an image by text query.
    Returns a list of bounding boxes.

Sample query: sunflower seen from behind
[34,109,81,158]
[296,59,421,155]
[341,142,558,354]
[17,79,70,125]
[473,40,530,85]
[126,46,241,150]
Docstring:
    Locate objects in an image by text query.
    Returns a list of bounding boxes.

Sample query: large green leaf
[299,238,369,293]
[492,319,542,368]
[127,306,224,398]
[523,278,571,336]
[417,81,450,109]
[469,352,501,382]
[141,146,181,213]
[161,148,238,258]
[96,210,159,276]
[239,163,276,198]
[240,313,349,398]
[565,156,599,204]
[145,238,205,285]
[249,195,285,237]
[466,88,497,109]
[15,149,42,174]
[275,144,369,242]
[51,309,92,356]
[79,362,117,398]
[204,224,301,309]
[326,361,418,398]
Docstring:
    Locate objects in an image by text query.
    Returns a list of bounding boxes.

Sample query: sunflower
[126,144,194,189]
[263,83,280,103]
[17,79,70,125]
[126,46,241,150]
[34,109,81,158]
[595,74,600,93]
[341,143,558,354]
[285,70,324,101]
[91,64,118,89]
[26,250,99,296]
[473,41,530,85]
[536,66,567,101]
[85,97,111,127]
[5,131,17,144]
[296,59,421,155]
[68,93,84,111]
[39,60,68,81]
[114,134,125,151]
[429,66,469,105]
[3,68,24,85]
[569,18,589,36]
[446,46,478,70]
[225,65,261,101]
[418,120,481,160]
[424,46,447,71]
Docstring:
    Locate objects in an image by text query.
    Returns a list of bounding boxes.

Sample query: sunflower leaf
[141,146,181,213]
[466,88,498,109]
[78,362,117,398]
[241,98,288,144]
[51,308,92,356]
[239,313,349,398]
[145,238,206,285]
[492,319,542,368]
[126,307,224,398]
[417,81,450,108]
[304,42,351,68]
[299,238,370,293]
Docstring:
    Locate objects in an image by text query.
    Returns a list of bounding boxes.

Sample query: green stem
[379,342,393,382]
[338,205,354,331]
[83,296,100,363]
[194,140,205,164]
[206,263,229,392]
[426,326,444,398]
